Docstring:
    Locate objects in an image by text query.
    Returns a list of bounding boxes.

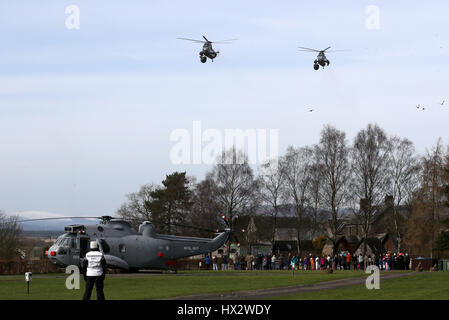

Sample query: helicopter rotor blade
[297,46,321,52]
[325,49,352,53]
[212,39,238,44]
[176,37,205,43]
[169,223,223,234]
[202,35,210,42]
[322,46,332,52]
[17,216,105,223]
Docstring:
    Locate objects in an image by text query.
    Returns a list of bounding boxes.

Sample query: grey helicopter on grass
[177,35,238,63]
[19,215,236,272]
[298,46,350,70]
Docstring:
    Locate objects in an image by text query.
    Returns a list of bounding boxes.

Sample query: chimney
[384,195,394,208]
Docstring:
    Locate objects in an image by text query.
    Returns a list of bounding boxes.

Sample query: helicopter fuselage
[46,220,230,271]
[314,52,330,69]
[200,42,218,63]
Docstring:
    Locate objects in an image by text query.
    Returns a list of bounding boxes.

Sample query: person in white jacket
[82,240,107,300]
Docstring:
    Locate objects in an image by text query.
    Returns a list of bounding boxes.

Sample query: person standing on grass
[358,253,364,270]
[222,255,228,270]
[346,253,352,270]
[205,255,211,270]
[291,255,298,270]
[404,253,410,270]
[82,240,107,301]
[212,256,218,270]
[334,254,339,270]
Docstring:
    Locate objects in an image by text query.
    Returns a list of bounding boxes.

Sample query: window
[55,235,65,245]
[60,237,75,248]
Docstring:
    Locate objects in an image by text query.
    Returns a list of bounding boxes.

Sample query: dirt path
[166,272,414,300]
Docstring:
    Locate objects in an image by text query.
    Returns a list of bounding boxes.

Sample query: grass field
[0,270,367,300]
[0,270,446,300]
[272,271,449,300]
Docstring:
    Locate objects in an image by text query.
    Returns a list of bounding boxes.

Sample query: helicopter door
[79,236,90,258]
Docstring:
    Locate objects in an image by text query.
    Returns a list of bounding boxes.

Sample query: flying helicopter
[177,35,238,63]
[19,215,233,272]
[298,46,350,70]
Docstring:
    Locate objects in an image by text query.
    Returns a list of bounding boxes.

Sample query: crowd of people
[201,251,412,271]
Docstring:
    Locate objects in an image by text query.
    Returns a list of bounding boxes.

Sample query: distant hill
[19,218,100,232]
[21,230,62,238]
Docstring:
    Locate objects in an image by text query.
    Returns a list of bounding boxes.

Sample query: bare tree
[388,136,421,252]
[308,160,324,240]
[188,177,223,237]
[0,211,22,260]
[315,125,351,254]
[417,139,446,258]
[281,146,313,255]
[351,124,392,255]
[116,183,158,230]
[258,158,285,243]
[207,148,259,253]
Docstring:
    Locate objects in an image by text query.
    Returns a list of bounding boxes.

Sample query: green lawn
[0,270,367,300]
[4,270,445,300]
[272,271,449,300]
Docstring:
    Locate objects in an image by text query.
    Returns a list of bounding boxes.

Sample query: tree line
[117,123,449,258]
[3,123,446,260]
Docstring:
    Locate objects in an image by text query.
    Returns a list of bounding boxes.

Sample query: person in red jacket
[346,253,352,270]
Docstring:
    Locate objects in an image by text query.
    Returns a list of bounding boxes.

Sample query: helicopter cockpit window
[60,237,75,248]
[55,235,65,245]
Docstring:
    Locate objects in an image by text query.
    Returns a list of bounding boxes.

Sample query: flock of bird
[307,99,446,113]
[415,100,446,111]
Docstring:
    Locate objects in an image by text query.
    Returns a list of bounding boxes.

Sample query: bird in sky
[416,104,425,111]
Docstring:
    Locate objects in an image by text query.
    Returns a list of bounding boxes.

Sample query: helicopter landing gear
[313,63,319,70]
[200,55,207,63]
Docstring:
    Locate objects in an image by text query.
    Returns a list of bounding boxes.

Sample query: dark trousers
[83,275,105,300]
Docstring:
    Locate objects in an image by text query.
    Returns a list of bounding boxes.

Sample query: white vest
[85,251,104,277]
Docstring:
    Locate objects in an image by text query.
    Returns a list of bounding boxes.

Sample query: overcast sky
[1,1,448,220]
